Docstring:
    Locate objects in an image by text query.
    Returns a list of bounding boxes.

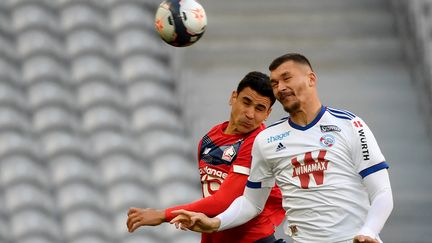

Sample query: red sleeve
[165,169,248,221]
[164,135,257,222]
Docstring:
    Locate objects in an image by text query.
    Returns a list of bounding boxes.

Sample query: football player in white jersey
[170,53,393,243]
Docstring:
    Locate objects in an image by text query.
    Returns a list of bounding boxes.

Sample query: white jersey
[247,106,388,243]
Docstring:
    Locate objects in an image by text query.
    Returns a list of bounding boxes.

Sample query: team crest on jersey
[222,145,236,162]
[320,134,335,147]
[320,124,341,133]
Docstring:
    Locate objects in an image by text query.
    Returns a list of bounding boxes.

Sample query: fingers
[127,207,139,216]
[127,214,142,232]
[353,235,379,243]
[171,209,193,217]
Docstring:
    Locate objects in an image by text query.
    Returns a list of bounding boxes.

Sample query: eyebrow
[271,71,292,82]
[242,96,268,110]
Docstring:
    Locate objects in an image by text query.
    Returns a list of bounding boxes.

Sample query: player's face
[270,61,315,113]
[227,87,272,135]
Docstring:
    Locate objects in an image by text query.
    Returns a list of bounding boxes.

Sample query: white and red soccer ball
[154,0,207,47]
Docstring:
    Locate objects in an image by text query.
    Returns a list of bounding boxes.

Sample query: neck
[290,102,323,126]
[224,121,237,135]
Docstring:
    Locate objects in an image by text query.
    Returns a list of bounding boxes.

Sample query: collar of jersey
[288,105,326,131]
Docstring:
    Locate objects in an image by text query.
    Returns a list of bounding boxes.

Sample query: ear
[229,90,237,105]
[265,107,272,119]
[308,72,317,87]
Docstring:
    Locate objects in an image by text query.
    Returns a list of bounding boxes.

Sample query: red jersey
[166,121,284,243]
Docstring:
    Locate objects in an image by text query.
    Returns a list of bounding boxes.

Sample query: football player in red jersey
[127,71,286,243]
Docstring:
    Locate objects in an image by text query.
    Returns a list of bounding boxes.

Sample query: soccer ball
[154,0,207,47]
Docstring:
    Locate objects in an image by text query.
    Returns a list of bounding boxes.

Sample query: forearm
[165,173,248,221]
[358,169,393,238]
[216,186,271,231]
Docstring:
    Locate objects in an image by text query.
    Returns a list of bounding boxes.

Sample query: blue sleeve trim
[246,180,262,189]
[359,161,389,178]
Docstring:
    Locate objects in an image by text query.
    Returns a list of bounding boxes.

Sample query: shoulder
[326,106,357,121]
[267,116,289,129]
[255,117,289,143]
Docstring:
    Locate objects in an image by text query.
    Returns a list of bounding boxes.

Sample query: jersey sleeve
[164,161,250,221]
[246,134,276,189]
[350,117,388,178]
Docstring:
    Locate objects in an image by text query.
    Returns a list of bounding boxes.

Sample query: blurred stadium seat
[66,29,113,59]
[77,81,124,110]
[0,132,38,160]
[99,153,150,185]
[62,208,111,241]
[10,209,61,241]
[158,181,201,208]
[82,106,128,133]
[4,183,54,213]
[12,3,59,34]
[152,153,197,183]
[127,80,178,110]
[140,130,192,160]
[109,2,153,32]
[115,28,168,59]
[132,105,184,133]
[56,183,106,213]
[71,55,117,83]
[107,182,155,215]
[0,81,27,112]
[33,106,79,134]
[1,155,48,188]
[89,130,138,159]
[0,106,31,133]
[40,131,89,159]
[17,30,64,59]
[28,81,75,110]
[49,154,100,187]
[0,1,200,243]
[60,2,107,33]
[121,55,172,85]
[22,56,69,85]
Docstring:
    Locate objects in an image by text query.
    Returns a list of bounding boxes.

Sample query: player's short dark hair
[269,53,314,72]
[237,71,276,106]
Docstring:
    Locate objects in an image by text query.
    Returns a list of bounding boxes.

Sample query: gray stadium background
[0,0,430,243]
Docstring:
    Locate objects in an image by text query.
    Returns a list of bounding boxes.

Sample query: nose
[276,82,287,92]
[245,106,255,120]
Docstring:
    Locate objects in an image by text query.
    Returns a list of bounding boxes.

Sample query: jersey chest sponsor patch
[290,150,330,189]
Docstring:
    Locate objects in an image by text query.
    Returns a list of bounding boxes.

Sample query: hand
[353,235,380,243]
[127,208,165,232]
[170,209,221,233]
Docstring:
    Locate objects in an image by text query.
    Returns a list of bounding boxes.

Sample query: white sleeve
[216,186,272,231]
[350,117,386,175]
[357,169,393,239]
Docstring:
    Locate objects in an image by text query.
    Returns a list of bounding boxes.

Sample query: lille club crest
[222,145,236,162]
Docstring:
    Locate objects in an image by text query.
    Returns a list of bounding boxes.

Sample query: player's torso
[260,108,370,242]
[198,130,244,197]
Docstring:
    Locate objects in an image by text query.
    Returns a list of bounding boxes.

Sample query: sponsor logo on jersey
[320,124,341,133]
[267,131,291,143]
[275,142,286,152]
[221,145,236,162]
[357,129,370,160]
[199,166,228,179]
[203,147,211,155]
[353,120,363,128]
[291,150,329,189]
[320,134,335,147]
